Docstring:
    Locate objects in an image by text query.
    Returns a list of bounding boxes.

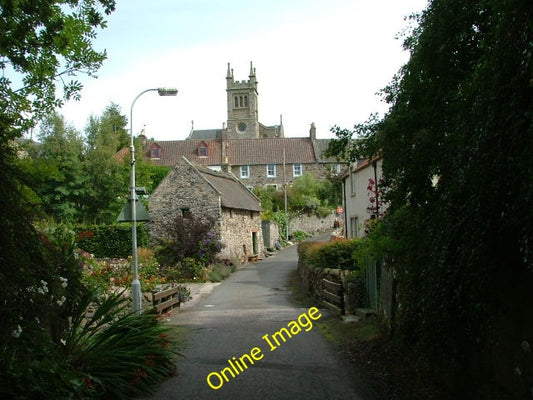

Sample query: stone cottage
[149,156,264,261]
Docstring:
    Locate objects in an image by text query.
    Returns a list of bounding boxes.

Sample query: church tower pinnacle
[226,62,259,139]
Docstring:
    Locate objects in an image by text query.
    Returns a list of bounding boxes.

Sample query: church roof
[188,129,222,140]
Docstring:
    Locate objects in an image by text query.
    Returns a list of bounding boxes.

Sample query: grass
[287,268,447,400]
[287,268,380,345]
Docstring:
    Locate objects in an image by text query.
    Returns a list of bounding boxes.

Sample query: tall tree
[1,2,116,395]
[83,103,129,223]
[85,102,129,152]
[20,113,86,221]
[0,0,116,140]
[327,0,532,395]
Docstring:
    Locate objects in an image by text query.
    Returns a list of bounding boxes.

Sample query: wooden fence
[151,286,181,314]
[322,278,345,315]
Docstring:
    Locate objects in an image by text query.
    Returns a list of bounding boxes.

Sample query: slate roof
[188,129,223,140]
[312,139,334,161]
[187,159,262,212]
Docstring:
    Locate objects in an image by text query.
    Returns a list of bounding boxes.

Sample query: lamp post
[130,87,178,314]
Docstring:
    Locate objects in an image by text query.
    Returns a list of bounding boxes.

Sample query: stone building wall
[149,160,264,261]
[261,220,280,249]
[289,213,339,237]
[230,162,334,189]
[219,208,264,261]
[149,162,222,241]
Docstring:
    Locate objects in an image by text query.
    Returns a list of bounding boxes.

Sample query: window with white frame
[293,163,303,177]
[240,165,250,179]
[267,164,276,178]
[332,164,341,174]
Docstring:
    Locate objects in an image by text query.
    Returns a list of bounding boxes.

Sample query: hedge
[75,224,150,258]
[298,238,362,272]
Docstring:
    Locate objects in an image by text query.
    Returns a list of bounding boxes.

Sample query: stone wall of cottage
[149,162,222,242]
[219,208,264,261]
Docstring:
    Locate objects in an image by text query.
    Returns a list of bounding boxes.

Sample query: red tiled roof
[120,137,339,167]
[228,138,316,165]
[153,139,222,166]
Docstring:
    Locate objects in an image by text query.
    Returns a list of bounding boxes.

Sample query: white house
[341,157,386,238]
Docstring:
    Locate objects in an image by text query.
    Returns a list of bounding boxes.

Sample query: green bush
[74,223,150,258]
[297,241,321,267]
[304,239,362,271]
[154,214,223,268]
[208,263,233,282]
[291,230,310,242]
[64,290,181,399]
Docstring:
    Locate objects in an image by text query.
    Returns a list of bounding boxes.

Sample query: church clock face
[238,122,247,133]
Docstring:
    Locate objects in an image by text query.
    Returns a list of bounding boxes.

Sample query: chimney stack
[309,122,317,140]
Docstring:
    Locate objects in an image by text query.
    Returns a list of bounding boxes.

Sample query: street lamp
[130,87,178,314]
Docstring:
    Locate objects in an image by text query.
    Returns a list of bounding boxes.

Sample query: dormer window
[198,142,208,157]
[149,143,162,159]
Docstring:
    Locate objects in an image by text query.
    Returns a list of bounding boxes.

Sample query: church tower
[226,62,260,139]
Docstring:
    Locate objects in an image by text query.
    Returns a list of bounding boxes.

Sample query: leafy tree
[85,102,129,152]
[22,112,86,221]
[83,103,129,223]
[327,0,532,395]
[0,0,116,140]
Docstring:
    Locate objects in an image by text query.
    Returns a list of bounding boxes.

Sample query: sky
[59,0,428,141]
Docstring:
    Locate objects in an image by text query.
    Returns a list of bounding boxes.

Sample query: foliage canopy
[0,0,116,139]
[327,0,532,395]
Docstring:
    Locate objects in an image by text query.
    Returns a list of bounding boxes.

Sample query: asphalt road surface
[138,244,374,400]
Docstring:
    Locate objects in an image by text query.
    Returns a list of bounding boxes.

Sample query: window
[240,165,250,178]
[198,144,208,157]
[266,184,278,190]
[293,163,303,177]
[330,164,341,175]
[267,164,276,178]
[234,94,249,108]
[350,169,356,196]
[180,207,191,218]
[350,217,359,238]
[151,147,160,158]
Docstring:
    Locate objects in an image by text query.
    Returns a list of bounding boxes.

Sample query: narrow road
[139,244,373,400]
